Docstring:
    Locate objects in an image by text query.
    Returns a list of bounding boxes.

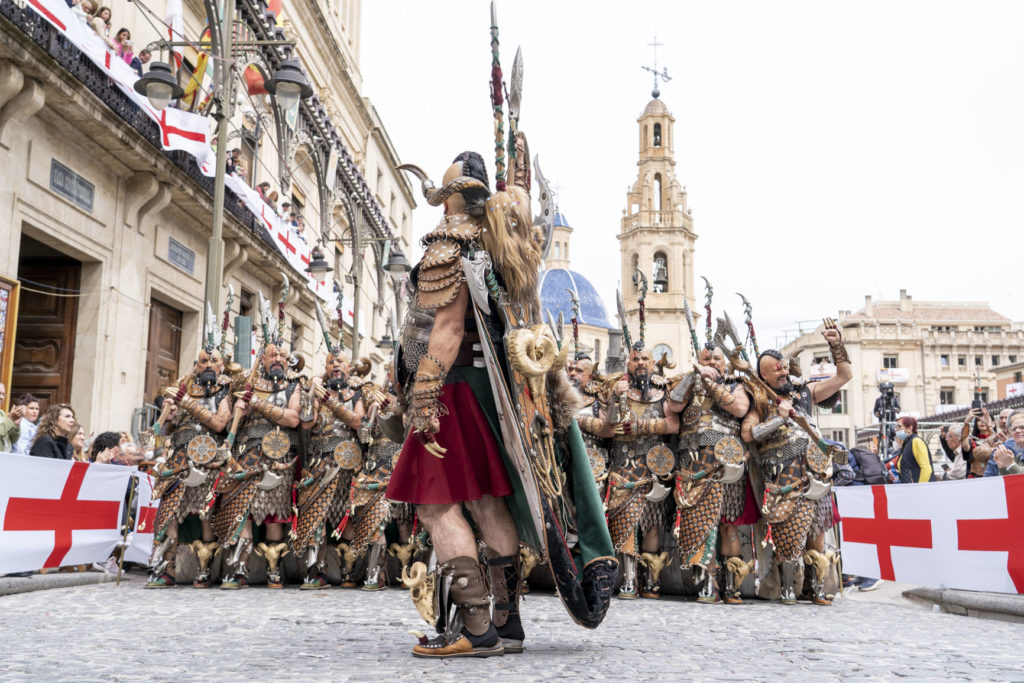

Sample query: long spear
[568,288,581,360]
[701,276,714,348]
[633,267,648,347]
[615,289,632,352]
[489,0,506,191]
[682,292,700,358]
[737,292,759,359]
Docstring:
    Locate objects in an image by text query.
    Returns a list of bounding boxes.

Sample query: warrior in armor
[213,340,301,589]
[144,345,233,588]
[742,318,851,605]
[665,344,757,604]
[291,348,364,589]
[569,353,610,495]
[604,342,676,599]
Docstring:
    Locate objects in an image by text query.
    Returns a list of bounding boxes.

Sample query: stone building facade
[0,0,414,433]
[781,289,1024,444]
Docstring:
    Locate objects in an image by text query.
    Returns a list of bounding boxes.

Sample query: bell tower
[617,79,697,370]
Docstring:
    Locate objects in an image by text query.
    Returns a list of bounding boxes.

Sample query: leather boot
[617,555,638,599]
[412,556,504,659]
[221,538,251,589]
[695,565,717,604]
[300,544,329,590]
[721,556,747,604]
[779,560,798,605]
[362,541,385,591]
[145,538,176,588]
[487,551,525,654]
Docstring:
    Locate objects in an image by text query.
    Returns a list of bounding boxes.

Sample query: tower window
[653,173,663,212]
[652,251,669,292]
[554,242,560,259]
[653,123,662,147]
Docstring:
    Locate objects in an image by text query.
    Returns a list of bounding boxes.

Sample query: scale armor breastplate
[758,431,809,485]
[609,399,664,471]
[310,398,358,457]
[169,389,225,451]
[244,383,295,450]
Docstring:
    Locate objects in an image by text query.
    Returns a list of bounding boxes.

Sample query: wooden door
[12,261,80,410]
[144,299,182,404]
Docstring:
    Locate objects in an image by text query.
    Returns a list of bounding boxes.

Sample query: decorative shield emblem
[645,444,674,478]
[186,434,218,465]
[804,442,831,474]
[334,440,363,470]
[261,428,291,460]
[587,446,607,480]
[713,436,746,466]
[682,404,701,426]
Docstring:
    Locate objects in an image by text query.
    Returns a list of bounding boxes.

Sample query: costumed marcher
[212,285,301,589]
[291,328,364,589]
[597,273,676,600]
[145,299,235,588]
[739,318,852,605]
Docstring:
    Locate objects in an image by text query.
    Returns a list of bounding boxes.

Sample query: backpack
[850,447,886,485]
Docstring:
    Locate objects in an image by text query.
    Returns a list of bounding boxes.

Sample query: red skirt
[722,477,762,525]
[386,381,512,505]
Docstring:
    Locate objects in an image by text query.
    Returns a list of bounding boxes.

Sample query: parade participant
[291,341,363,590]
[0,383,23,453]
[213,288,301,589]
[666,341,755,604]
[597,273,675,600]
[144,339,233,588]
[741,318,852,605]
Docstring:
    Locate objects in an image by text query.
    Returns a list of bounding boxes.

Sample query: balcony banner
[0,453,132,574]
[835,474,1024,594]
[22,0,337,307]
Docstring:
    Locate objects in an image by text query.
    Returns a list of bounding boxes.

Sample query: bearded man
[742,320,851,605]
[213,342,301,589]
[603,343,677,599]
[665,345,758,603]
[292,349,364,589]
[145,346,233,588]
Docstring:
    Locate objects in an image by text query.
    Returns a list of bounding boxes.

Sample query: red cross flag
[0,454,133,574]
[836,474,1024,594]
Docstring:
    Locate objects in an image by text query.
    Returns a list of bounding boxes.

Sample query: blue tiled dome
[539,268,616,330]
[554,211,570,228]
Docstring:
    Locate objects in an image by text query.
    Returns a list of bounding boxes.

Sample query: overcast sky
[361,1,1024,349]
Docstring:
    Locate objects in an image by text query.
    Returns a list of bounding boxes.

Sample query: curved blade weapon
[507,46,524,181]
[682,290,700,358]
[277,272,290,342]
[701,276,714,348]
[334,279,346,351]
[221,284,235,358]
[534,156,555,260]
[633,267,648,347]
[205,301,218,349]
[489,0,506,191]
[258,290,271,345]
[737,292,760,359]
[616,289,632,352]
[314,301,334,353]
[545,309,561,350]
[568,287,581,360]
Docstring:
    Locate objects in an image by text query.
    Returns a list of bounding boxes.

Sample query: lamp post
[134,0,313,315]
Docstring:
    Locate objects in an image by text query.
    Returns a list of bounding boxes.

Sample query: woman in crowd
[89,6,116,50]
[12,393,40,455]
[113,27,131,61]
[29,404,76,460]
[70,424,88,462]
[895,416,934,483]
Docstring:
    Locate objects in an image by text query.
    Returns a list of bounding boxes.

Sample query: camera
[878,381,894,396]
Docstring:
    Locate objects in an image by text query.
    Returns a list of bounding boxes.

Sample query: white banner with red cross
[0,453,133,574]
[835,474,1024,594]
[21,0,342,307]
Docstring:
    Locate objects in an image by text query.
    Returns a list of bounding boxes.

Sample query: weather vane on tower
[642,35,672,99]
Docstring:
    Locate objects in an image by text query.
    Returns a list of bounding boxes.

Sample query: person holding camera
[873,383,901,456]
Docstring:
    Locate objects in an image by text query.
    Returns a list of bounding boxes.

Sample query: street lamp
[133,61,184,110]
[383,249,410,276]
[304,245,333,281]
[264,59,313,112]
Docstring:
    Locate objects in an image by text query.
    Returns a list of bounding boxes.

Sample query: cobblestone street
[0,574,1021,681]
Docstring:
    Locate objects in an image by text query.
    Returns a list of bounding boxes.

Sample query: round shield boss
[334,440,363,470]
[260,429,291,461]
[186,434,218,465]
[804,442,831,474]
[713,435,746,466]
[645,443,675,478]
[682,404,701,426]
[587,446,607,480]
